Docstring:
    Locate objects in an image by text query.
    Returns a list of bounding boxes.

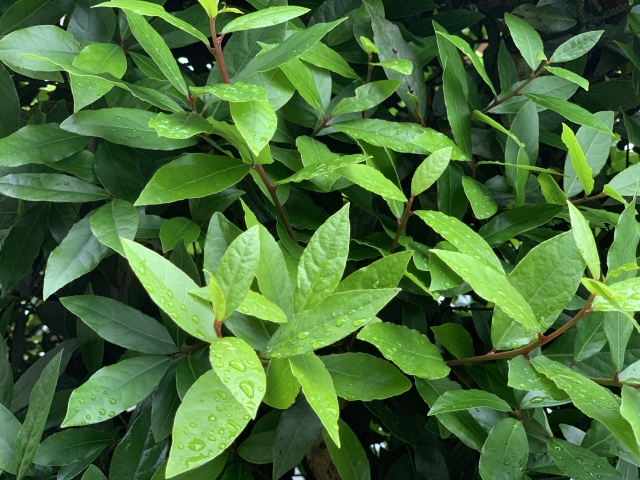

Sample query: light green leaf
[124,11,188,95]
[230,99,277,156]
[334,251,412,293]
[332,80,401,117]
[562,123,594,195]
[237,290,287,323]
[232,19,345,82]
[473,110,524,147]
[321,353,410,401]
[149,112,212,140]
[538,173,568,205]
[547,438,622,480]
[591,277,640,312]
[159,217,200,253]
[191,82,267,102]
[0,173,108,203]
[204,212,242,274]
[60,108,196,150]
[215,226,260,318]
[414,210,503,273]
[431,324,474,359]
[121,238,217,342]
[222,6,309,33]
[61,295,177,354]
[550,31,603,63]
[263,358,299,410]
[431,249,539,331]
[256,226,294,318]
[12,352,62,480]
[545,66,589,90]
[295,204,350,313]
[90,200,138,255]
[278,154,366,185]
[196,0,217,18]
[43,214,110,300]
[411,147,452,196]
[621,385,640,445]
[289,352,340,446]
[461,176,497,219]
[524,94,613,135]
[357,323,449,379]
[335,164,407,202]
[298,41,359,80]
[263,288,399,358]
[0,405,21,474]
[442,63,472,160]
[504,12,544,71]
[479,418,528,480]
[279,56,325,115]
[0,124,90,168]
[62,356,169,427]
[323,419,370,480]
[201,271,226,322]
[428,389,512,415]
[609,163,640,196]
[360,36,378,54]
[135,154,250,206]
[531,355,640,456]
[567,201,600,279]
[507,356,568,400]
[370,59,413,75]
[607,199,639,283]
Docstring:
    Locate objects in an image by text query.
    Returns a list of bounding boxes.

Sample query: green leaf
[255,225,294,317]
[298,41,359,80]
[230,99,277,156]
[431,250,540,332]
[82,465,107,480]
[414,210,503,273]
[237,431,275,464]
[609,163,640,196]
[442,63,472,160]
[505,101,538,207]
[0,173,108,203]
[95,0,209,44]
[89,199,138,256]
[43,214,110,299]
[279,56,325,116]
[369,59,413,74]
[0,124,90,167]
[321,352,410,401]
[478,204,563,247]
[295,204,349,312]
[232,19,345,82]
[604,312,634,371]
[0,63,19,138]
[472,110,524,148]
[479,418,528,480]
[278,154,366,185]
[60,108,197,150]
[61,295,177,354]
[531,355,640,456]
[567,201,600,279]
[334,251,412,293]
[504,12,544,71]
[436,31,496,95]
[357,323,450,379]
[428,389,512,415]
[524,94,613,135]
[545,66,589,90]
[196,0,217,18]
[124,11,188,96]
[33,428,111,466]
[263,288,399,358]
[136,154,250,206]
[360,36,378,54]
[204,212,242,274]
[121,238,217,342]
[237,291,287,323]
[547,438,622,480]
[0,338,12,408]
[62,356,169,427]
[159,217,200,253]
[507,356,568,400]
[461,176,497,219]
[332,80,401,117]
[0,402,22,474]
[591,277,640,312]
[607,200,639,283]
[191,82,267,102]
[323,419,370,480]
[167,338,265,477]
[335,164,407,202]
[263,358,299,410]
[289,352,340,446]
[149,112,212,140]
[538,173,568,205]
[12,351,62,480]
[201,271,226,322]
[562,124,594,195]
[411,147,452,196]
[621,385,640,445]
[550,31,603,63]
[215,226,260,318]
[222,6,309,33]
[431,324,474,359]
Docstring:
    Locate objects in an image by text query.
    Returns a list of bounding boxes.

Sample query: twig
[390,195,414,253]
[251,165,298,243]
[480,61,550,114]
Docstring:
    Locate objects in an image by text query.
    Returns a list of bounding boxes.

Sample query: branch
[252,165,298,243]
[390,195,414,253]
[208,17,230,84]
[446,293,596,366]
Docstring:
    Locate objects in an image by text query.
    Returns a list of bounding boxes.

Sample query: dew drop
[109,398,117,404]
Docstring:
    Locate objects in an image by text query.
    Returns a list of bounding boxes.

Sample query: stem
[480,62,549,114]
[446,293,596,366]
[390,195,414,254]
[252,164,298,243]
[208,17,230,84]
[572,191,607,205]
[311,116,331,138]
[214,320,223,338]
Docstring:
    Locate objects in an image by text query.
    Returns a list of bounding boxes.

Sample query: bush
[2,0,640,478]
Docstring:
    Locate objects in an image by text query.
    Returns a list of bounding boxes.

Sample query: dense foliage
[4,0,640,478]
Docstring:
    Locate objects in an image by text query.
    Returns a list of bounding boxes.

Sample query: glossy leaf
[428,389,512,415]
[562,123,594,195]
[149,112,212,140]
[323,419,370,480]
[442,63,472,160]
[0,174,108,203]
[90,199,138,255]
[33,428,111,466]
[431,324,474,359]
[237,291,287,323]
[230,99,277,156]
[547,438,621,480]
[479,418,528,480]
[159,217,200,253]
[411,147,452,197]
[334,251,412,293]
[545,66,589,90]
[524,94,613,135]
[567,201,600,279]
[478,204,563,247]
[263,358,299,410]
[550,31,603,63]
[461,176,497,219]
[222,6,309,33]
[335,164,407,202]
[504,12,544,70]
[332,80,401,116]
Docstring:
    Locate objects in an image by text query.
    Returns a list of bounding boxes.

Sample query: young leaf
[62,356,169,427]
[428,389,512,415]
[461,176,497,219]
[334,250,412,293]
[289,352,340,446]
[607,199,639,283]
[255,226,294,317]
[370,59,413,75]
[148,112,212,140]
[295,204,350,312]
[411,147,452,197]
[357,323,450,379]
[524,94,613,135]
[299,42,359,80]
[538,173,568,205]
[89,200,138,255]
[332,80,401,117]
[335,164,407,202]
[237,291,287,324]
[562,124,594,195]
[230,99,277,156]
[504,12,544,71]
[567,201,600,279]
[545,66,589,91]
[201,271,226,321]
[222,6,309,33]
[550,31,603,63]
[263,358,299,410]
[479,418,528,480]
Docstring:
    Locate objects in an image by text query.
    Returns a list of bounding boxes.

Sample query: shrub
[1,0,640,478]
